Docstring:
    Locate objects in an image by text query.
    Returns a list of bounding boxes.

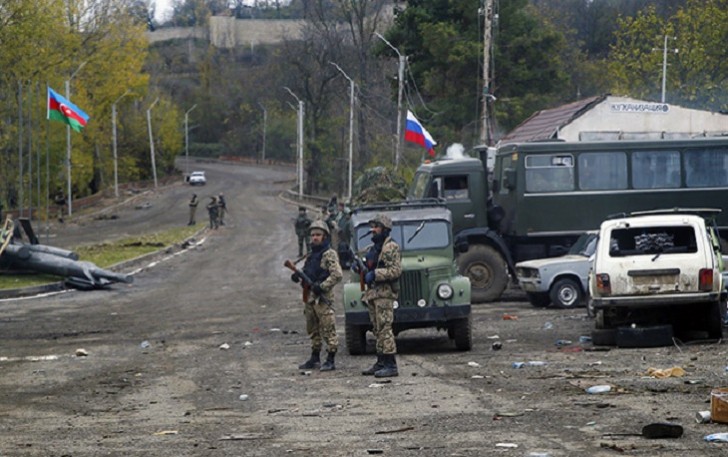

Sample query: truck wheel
[549,278,583,309]
[345,324,367,355]
[458,245,508,303]
[451,315,472,351]
[526,292,551,308]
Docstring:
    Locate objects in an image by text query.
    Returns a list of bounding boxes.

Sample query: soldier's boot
[361,354,384,376]
[320,351,336,371]
[298,351,320,370]
[374,354,398,378]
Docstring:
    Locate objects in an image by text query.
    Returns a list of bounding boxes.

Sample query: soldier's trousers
[297,236,310,255]
[189,206,197,224]
[367,298,396,354]
[304,299,338,353]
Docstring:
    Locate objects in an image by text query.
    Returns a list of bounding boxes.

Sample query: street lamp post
[185,104,197,176]
[258,102,267,163]
[330,62,355,201]
[283,87,304,198]
[112,89,131,198]
[146,97,159,188]
[65,60,87,216]
[375,32,405,171]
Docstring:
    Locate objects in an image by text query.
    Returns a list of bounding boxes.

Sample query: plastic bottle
[704,432,728,442]
[526,361,546,367]
[586,385,611,394]
[512,362,525,369]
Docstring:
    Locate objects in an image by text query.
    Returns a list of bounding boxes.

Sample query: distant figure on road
[188,194,199,226]
[217,193,227,226]
[294,206,312,257]
[54,189,66,223]
[291,220,342,371]
[206,196,219,229]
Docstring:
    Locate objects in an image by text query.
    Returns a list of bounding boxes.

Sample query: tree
[608,0,728,111]
[383,0,569,147]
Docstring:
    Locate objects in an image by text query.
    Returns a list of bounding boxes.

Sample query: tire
[451,315,473,351]
[549,278,583,309]
[526,292,551,308]
[586,296,596,318]
[591,328,617,346]
[457,244,508,303]
[707,301,725,340]
[615,325,673,348]
[345,323,367,355]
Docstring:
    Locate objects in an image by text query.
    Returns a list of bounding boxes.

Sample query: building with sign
[498,95,728,145]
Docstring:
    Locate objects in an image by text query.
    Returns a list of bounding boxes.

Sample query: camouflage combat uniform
[294,208,312,256]
[302,241,342,355]
[363,235,401,355]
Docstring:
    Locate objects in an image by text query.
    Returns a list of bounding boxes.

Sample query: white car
[516,232,597,309]
[188,171,206,185]
[589,208,726,344]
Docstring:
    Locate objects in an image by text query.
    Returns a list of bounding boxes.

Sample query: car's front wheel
[550,278,583,309]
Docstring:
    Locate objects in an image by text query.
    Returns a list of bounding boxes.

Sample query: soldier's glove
[365,271,376,286]
[291,273,301,283]
[312,283,324,295]
[351,262,360,274]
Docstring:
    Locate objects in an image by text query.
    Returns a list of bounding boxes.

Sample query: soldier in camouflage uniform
[291,220,343,371]
[360,213,402,377]
[294,207,312,256]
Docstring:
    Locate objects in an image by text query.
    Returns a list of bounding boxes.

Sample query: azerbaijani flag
[405,110,436,157]
[47,86,89,133]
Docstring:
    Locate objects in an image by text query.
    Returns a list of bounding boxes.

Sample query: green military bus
[409,137,728,302]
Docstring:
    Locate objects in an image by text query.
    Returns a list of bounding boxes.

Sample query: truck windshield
[355,221,450,252]
[408,172,431,199]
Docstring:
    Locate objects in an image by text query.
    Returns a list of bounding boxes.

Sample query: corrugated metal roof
[498,95,606,144]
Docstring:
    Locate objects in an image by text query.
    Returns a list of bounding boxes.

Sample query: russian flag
[405,110,436,157]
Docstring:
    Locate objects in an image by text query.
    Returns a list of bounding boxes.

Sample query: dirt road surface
[2,161,728,456]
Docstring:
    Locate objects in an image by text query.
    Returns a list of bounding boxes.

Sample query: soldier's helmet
[369,213,393,230]
[309,219,330,236]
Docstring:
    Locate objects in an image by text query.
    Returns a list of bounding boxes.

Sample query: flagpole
[65,61,86,217]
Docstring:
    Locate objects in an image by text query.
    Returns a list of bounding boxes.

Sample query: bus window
[443,175,469,200]
[632,150,680,189]
[685,147,728,188]
[578,152,627,190]
[525,154,574,193]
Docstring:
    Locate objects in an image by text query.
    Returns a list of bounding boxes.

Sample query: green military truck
[408,137,728,302]
[343,201,472,355]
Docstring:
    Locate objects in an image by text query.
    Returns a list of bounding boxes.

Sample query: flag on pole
[405,110,436,157]
[47,86,90,133]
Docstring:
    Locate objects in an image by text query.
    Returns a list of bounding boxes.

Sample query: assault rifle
[351,253,368,292]
[283,259,331,305]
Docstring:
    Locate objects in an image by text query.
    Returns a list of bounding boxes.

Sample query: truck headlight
[437,284,454,300]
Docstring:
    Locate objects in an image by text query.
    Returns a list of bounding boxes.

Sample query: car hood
[517,255,589,270]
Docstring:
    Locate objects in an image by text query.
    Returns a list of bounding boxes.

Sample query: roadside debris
[512,361,546,368]
[711,388,728,424]
[646,367,685,378]
[75,348,88,357]
[140,340,151,349]
[696,410,711,423]
[586,385,612,394]
[704,432,728,443]
[502,314,518,320]
[467,361,481,368]
[603,422,683,439]
[219,343,230,350]
[153,430,178,436]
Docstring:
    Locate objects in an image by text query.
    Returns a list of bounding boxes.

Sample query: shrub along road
[1,161,728,456]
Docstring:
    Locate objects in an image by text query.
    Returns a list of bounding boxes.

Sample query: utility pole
[376,32,405,170]
[480,0,495,146]
[112,90,131,198]
[284,87,304,198]
[146,98,159,188]
[185,104,197,175]
[65,60,87,216]
[258,102,267,162]
[657,35,678,103]
[330,62,355,201]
